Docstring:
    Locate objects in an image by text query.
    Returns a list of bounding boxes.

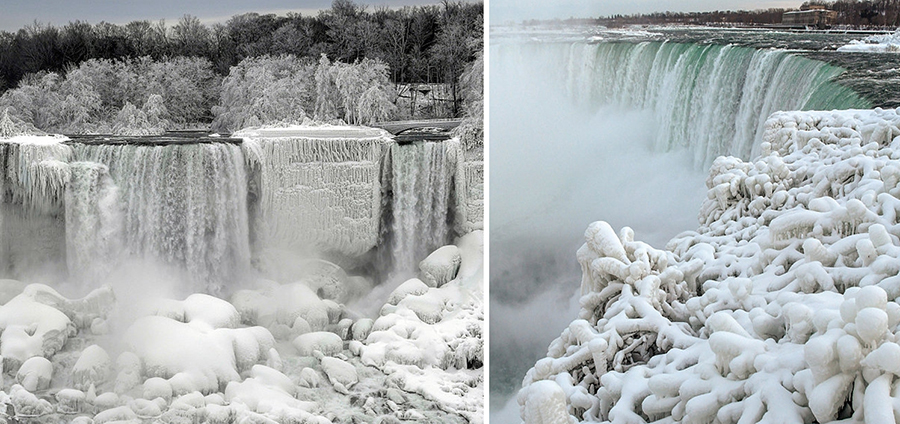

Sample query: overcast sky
[0,0,451,32]
[492,0,804,25]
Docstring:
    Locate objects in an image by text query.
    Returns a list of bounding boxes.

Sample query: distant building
[782,7,838,28]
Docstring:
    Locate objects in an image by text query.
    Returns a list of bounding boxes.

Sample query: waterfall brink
[389,140,459,277]
[72,143,251,293]
[65,162,123,284]
[508,41,870,167]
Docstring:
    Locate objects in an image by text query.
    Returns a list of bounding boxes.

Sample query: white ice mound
[123,314,274,394]
[419,245,462,288]
[838,30,900,53]
[72,344,111,390]
[0,284,79,366]
[230,281,331,333]
[520,109,900,423]
[293,331,343,356]
[16,356,52,391]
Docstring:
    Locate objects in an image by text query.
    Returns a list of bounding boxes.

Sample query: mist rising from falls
[72,143,251,293]
[388,141,459,277]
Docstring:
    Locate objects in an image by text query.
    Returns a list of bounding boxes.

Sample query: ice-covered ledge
[233,124,390,139]
[519,108,900,424]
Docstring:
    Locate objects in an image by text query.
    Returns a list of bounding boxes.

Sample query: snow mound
[72,344,111,390]
[293,331,343,357]
[230,281,332,333]
[520,109,900,423]
[419,245,462,288]
[123,314,274,394]
[838,30,900,53]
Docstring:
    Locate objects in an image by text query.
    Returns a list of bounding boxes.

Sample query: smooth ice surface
[520,109,900,424]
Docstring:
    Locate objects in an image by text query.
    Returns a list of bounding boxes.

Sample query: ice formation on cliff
[520,108,900,424]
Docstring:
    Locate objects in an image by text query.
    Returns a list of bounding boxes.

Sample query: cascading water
[72,142,251,293]
[388,140,459,277]
[507,40,871,166]
[65,162,123,284]
[0,129,467,302]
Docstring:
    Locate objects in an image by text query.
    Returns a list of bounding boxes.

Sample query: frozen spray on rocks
[519,109,900,424]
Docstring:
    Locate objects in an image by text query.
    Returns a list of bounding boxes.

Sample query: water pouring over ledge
[0,124,477,303]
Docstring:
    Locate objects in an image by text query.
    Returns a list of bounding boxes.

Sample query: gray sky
[492,0,804,25]
[0,0,450,32]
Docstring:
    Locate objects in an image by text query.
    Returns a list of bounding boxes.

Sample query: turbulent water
[490,26,884,419]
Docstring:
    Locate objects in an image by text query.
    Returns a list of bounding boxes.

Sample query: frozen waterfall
[0,128,469,295]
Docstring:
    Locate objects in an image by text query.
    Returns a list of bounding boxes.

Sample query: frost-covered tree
[313,55,396,125]
[452,51,483,151]
[313,54,342,122]
[211,55,316,132]
[0,71,65,130]
[144,57,220,126]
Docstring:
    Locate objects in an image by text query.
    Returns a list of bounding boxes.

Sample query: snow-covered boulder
[10,384,52,417]
[293,331,343,357]
[16,357,52,391]
[418,245,462,288]
[56,388,86,414]
[73,344,111,390]
[123,315,274,394]
[388,278,430,305]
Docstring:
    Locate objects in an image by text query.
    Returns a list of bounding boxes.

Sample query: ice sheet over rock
[520,108,900,423]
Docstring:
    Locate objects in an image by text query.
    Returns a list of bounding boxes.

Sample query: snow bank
[838,30,900,53]
[123,298,275,394]
[520,108,900,423]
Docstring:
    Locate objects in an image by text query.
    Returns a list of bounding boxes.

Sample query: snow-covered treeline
[0,53,406,135]
[211,55,396,133]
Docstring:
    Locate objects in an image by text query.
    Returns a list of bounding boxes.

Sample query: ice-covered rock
[123,314,274,394]
[10,384,52,417]
[182,293,241,328]
[56,388,86,414]
[520,109,900,423]
[419,245,462,288]
[0,289,75,365]
[388,278,430,305]
[317,352,358,393]
[293,331,343,357]
[16,356,52,391]
[73,344,111,390]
